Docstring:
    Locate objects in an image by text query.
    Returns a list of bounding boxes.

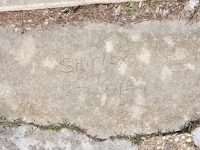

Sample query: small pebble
[174,137,179,142]
[186,138,192,143]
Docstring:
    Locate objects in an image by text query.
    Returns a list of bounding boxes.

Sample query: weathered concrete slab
[0,0,135,12]
[0,125,138,150]
[0,21,200,139]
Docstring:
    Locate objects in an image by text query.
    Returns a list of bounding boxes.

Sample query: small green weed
[29,120,75,132]
[125,1,132,11]
[129,133,146,145]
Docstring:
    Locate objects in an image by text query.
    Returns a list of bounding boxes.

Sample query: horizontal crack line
[0,117,200,144]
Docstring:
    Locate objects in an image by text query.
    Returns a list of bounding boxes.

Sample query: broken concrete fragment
[192,127,200,148]
[0,21,200,139]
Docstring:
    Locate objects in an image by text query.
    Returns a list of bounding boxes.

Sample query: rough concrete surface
[0,125,138,150]
[0,21,200,139]
[0,0,133,12]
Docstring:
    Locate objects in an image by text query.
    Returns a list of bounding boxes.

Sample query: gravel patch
[0,1,199,33]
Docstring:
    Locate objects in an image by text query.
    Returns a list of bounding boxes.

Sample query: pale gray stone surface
[0,21,200,139]
[0,0,133,12]
[184,0,199,10]
[0,125,138,150]
[192,127,200,148]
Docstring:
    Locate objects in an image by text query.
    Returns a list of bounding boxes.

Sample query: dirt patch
[0,0,199,33]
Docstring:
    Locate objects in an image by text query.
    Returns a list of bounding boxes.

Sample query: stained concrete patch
[105,40,114,53]
[138,48,151,64]
[160,66,172,82]
[0,125,138,150]
[11,35,36,65]
[0,21,200,139]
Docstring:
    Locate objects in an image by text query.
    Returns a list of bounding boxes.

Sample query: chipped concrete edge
[0,0,143,12]
[1,116,200,145]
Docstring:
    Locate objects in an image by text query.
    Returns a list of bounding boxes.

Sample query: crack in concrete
[0,117,200,145]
